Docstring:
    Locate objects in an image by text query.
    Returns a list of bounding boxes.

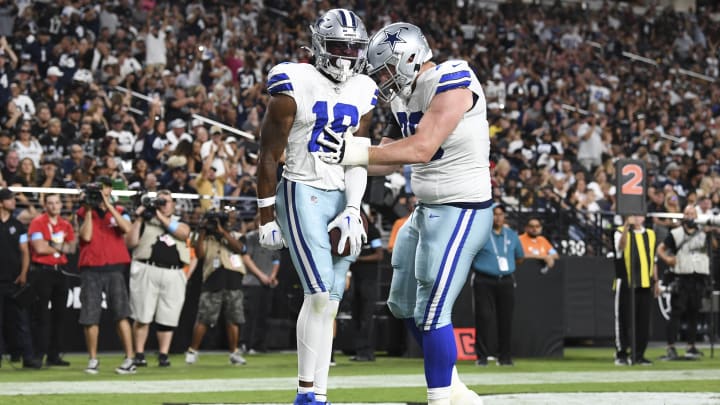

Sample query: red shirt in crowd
[77,206,131,268]
[29,213,75,266]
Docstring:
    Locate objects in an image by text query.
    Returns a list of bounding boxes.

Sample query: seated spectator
[11,121,43,168]
[519,217,559,272]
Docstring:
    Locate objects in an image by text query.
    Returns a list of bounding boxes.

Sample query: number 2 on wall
[621,164,643,195]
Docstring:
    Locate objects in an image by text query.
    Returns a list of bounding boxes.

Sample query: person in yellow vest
[185,210,271,366]
[126,190,192,368]
[613,215,660,366]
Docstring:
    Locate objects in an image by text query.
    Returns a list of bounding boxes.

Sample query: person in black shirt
[348,208,384,362]
[0,188,41,369]
[39,118,68,160]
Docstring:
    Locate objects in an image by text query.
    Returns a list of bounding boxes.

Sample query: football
[329,210,370,257]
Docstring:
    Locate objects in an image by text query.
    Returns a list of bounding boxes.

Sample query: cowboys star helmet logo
[380,29,406,50]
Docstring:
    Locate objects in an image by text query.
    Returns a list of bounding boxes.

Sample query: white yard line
[1,369,719,396]
[482,393,720,405]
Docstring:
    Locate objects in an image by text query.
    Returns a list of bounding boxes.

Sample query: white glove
[259,221,287,250]
[316,128,370,166]
[316,126,345,163]
[327,206,367,256]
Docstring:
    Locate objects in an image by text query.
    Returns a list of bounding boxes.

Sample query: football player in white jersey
[317,22,492,405]
[256,9,377,405]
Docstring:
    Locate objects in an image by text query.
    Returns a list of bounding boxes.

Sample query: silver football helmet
[367,22,433,102]
[310,9,369,82]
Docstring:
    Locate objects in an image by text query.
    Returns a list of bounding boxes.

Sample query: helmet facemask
[310,9,369,83]
[366,23,433,102]
[368,54,417,102]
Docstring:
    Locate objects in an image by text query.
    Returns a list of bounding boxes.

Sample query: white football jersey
[390,60,492,204]
[266,63,378,191]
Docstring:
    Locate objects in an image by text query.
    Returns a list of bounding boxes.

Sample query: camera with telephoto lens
[203,210,229,235]
[141,195,168,221]
[83,182,104,207]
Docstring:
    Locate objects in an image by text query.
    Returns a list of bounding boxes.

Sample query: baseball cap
[170,119,186,129]
[225,136,237,144]
[0,188,14,201]
[95,175,113,186]
[166,155,187,169]
[47,66,63,77]
[665,162,680,174]
[210,125,222,135]
[191,118,203,127]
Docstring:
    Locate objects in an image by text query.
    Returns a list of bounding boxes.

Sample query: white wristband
[257,196,276,208]
[343,136,371,166]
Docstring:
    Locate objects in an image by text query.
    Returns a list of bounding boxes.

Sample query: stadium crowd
[0,0,719,370]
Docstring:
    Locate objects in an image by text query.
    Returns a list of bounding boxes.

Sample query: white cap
[191,118,203,127]
[225,136,237,144]
[170,119,185,129]
[47,66,63,77]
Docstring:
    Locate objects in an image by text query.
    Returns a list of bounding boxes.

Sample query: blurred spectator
[39,118,68,161]
[349,208,384,362]
[240,215,279,354]
[519,217,559,273]
[62,144,85,181]
[11,121,43,167]
[388,194,416,252]
[196,134,227,211]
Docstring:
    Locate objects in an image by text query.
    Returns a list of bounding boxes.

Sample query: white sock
[297,293,330,382]
[314,299,339,398]
[428,386,451,404]
[450,366,483,405]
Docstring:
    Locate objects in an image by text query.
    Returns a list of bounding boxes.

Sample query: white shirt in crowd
[12,139,43,168]
[107,129,136,154]
[145,30,167,66]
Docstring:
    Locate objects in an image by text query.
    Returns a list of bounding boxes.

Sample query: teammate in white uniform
[256,9,377,405]
[317,22,492,405]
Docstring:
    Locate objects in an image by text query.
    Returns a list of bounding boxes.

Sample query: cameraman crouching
[126,190,190,368]
[185,211,270,366]
[77,177,135,374]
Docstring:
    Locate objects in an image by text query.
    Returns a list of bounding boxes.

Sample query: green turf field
[1,347,718,404]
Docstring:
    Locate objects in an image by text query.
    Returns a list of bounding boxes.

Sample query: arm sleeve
[344,164,367,210]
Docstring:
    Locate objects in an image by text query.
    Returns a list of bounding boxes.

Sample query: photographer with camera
[76,176,136,375]
[126,189,191,368]
[658,205,713,360]
[27,192,77,368]
[185,210,271,366]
